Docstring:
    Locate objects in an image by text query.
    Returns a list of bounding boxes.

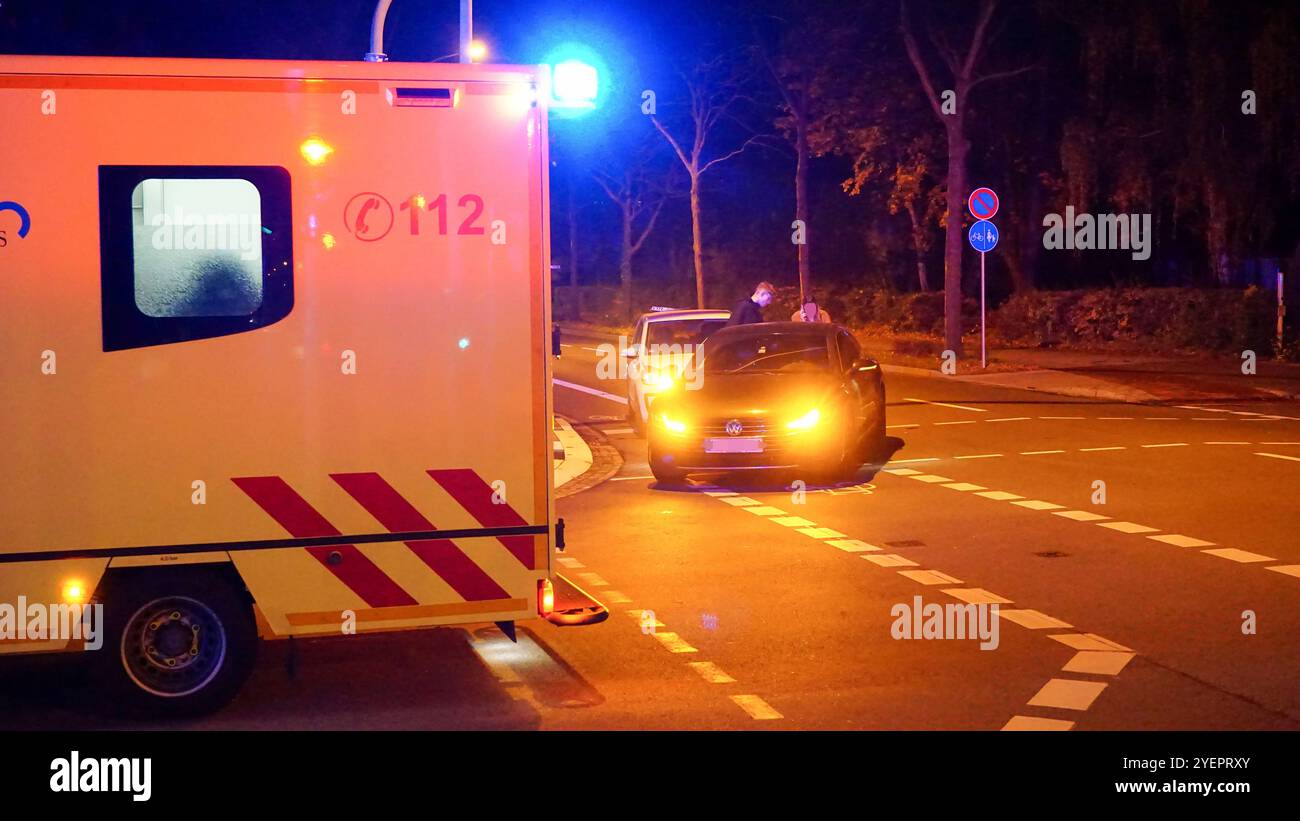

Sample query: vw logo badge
[725,419,744,436]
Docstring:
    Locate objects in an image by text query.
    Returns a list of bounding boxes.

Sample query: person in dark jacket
[726,281,775,326]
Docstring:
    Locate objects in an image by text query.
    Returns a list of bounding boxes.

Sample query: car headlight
[657,412,688,434]
[786,408,821,431]
[643,370,676,391]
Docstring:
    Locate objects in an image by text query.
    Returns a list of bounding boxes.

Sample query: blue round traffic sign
[968,220,998,253]
[968,187,999,220]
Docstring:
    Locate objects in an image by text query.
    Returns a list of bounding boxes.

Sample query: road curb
[880,363,1159,404]
[553,416,593,489]
[554,416,624,498]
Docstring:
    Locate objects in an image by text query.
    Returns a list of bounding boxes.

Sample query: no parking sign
[968,187,999,220]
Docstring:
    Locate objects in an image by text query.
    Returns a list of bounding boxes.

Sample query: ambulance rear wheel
[97,570,257,718]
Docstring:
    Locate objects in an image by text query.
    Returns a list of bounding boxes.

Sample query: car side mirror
[552,324,562,358]
[851,356,879,373]
[623,344,641,359]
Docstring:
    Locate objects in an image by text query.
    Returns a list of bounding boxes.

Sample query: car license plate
[703,437,763,454]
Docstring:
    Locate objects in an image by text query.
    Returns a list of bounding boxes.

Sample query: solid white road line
[554,378,628,404]
[1256,452,1300,462]
[903,397,987,412]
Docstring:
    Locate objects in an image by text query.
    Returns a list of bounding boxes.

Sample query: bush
[991,287,1276,353]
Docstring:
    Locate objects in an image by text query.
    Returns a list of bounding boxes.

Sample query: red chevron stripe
[231,476,417,608]
[427,469,535,569]
[330,472,510,602]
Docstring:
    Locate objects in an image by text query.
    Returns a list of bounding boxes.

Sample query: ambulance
[0,52,604,716]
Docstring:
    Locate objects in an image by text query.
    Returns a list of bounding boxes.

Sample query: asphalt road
[4,334,1298,731]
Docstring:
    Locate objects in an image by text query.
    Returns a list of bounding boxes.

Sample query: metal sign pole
[460,0,473,64]
[981,251,987,369]
[1279,270,1286,356]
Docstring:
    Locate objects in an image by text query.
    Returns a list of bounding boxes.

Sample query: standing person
[791,293,832,323]
[726,281,775,326]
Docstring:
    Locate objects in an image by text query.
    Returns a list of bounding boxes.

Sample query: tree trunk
[567,183,580,320]
[795,120,811,301]
[1014,178,1041,292]
[620,204,634,321]
[690,173,705,308]
[907,202,930,292]
[943,116,968,354]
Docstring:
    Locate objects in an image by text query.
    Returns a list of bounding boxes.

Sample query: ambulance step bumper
[547,573,609,626]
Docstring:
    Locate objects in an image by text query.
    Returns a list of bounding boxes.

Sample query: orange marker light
[538,578,554,616]
[299,137,334,166]
[62,580,86,604]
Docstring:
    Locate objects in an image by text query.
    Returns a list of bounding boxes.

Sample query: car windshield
[645,318,728,349]
[703,333,831,374]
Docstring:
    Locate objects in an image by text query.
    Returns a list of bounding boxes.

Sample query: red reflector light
[538,578,555,617]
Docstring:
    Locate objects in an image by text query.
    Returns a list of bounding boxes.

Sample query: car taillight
[538,578,555,616]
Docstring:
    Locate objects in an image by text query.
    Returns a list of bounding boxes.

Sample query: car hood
[654,371,842,421]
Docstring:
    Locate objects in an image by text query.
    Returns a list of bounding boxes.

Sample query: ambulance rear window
[98,165,294,351]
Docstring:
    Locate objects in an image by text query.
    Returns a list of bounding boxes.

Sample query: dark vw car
[647,322,886,484]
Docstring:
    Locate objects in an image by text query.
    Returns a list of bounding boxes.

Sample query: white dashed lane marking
[1147,534,1215,548]
[827,539,881,552]
[1096,521,1159,534]
[942,587,1013,605]
[1012,500,1065,511]
[1202,548,1275,564]
[862,553,919,568]
[1049,634,1132,652]
[976,490,1023,500]
[687,661,737,684]
[651,632,698,654]
[997,609,1072,629]
[730,694,784,720]
[897,569,963,585]
[1028,679,1108,711]
[1063,651,1135,676]
[1003,715,1075,731]
[1053,510,1110,522]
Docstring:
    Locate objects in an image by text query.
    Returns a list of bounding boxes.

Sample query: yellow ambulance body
[0,54,587,714]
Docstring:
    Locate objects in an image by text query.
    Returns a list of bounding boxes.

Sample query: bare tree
[755,36,814,304]
[651,54,764,308]
[593,143,677,321]
[900,0,1035,354]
